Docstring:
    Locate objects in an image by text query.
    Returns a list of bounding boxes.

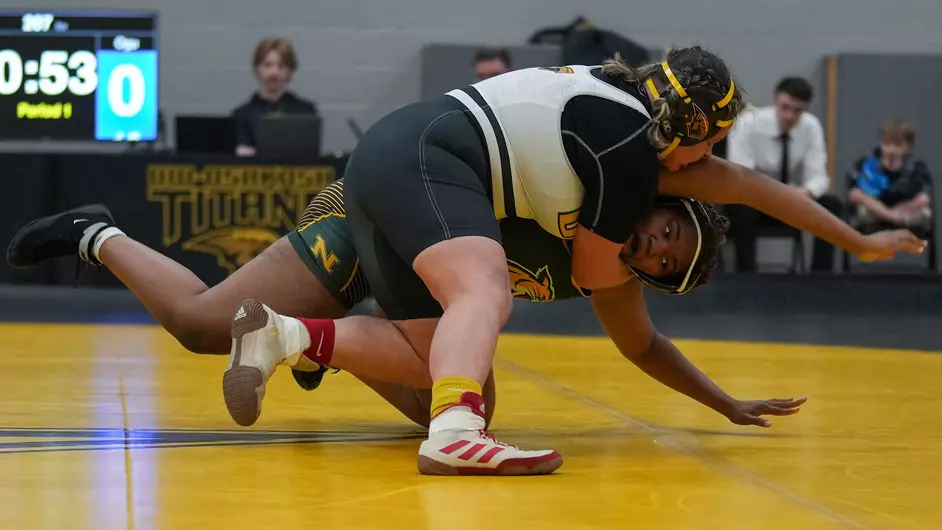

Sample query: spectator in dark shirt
[233,36,318,157]
[848,119,933,236]
[473,47,512,81]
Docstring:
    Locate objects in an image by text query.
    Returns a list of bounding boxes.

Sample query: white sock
[280,316,315,368]
[429,406,485,434]
[91,227,125,262]
[78,223,122,262]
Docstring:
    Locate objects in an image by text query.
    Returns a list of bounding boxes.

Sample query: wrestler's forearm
[630,334,736,418]
[659,158,868,255]
[593,284,735,417]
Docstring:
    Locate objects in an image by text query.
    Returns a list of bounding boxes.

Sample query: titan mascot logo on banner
[146,164,335,274]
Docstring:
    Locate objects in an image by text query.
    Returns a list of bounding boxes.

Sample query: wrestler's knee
[170,325,224,354]
[165,306,230,355]
[478,283,513,328]
[416,237,513,327]
[443,278,513,328]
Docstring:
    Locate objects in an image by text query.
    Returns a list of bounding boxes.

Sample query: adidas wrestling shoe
[224,299,320,426]
[418,392,563,476]
[7,204,117,268]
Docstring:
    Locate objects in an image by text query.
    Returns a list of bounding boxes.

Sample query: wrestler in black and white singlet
[341,65,660,319]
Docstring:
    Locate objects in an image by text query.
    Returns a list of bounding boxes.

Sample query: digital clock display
[0,10,158,142]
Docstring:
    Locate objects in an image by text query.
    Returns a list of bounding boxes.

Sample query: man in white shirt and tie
[725,77,844,272]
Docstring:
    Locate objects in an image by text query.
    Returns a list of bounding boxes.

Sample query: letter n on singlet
[311,234,340,273]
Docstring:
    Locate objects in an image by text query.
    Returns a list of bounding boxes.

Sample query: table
[0,153,347,287]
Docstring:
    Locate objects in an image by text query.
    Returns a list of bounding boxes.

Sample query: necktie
[779,132,791,184]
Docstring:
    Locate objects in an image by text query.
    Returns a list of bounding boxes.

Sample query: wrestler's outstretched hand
[725,396,807,428]
[857,229,927,262]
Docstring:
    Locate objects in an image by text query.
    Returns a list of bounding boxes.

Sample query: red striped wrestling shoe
[417,392,563,476]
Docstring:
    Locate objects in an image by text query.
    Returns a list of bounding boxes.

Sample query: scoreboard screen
[0,10,158,142]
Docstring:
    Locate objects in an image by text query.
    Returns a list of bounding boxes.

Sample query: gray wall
[421,44,564,100]
[833,54,942,186]
[420,44,665,100]
[833,53,942,268]
[16,0,942,153]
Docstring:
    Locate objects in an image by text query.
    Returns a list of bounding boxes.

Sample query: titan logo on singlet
[146,164,335,274]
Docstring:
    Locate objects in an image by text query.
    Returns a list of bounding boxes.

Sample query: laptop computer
[255,114,323,159]
[175,116,237,154]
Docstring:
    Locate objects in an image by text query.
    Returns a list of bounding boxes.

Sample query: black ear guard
[626,196,717,295]
[644,61,736,159]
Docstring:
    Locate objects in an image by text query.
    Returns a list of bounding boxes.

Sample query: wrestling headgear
[645,60,737,159]
[626,196,723,295]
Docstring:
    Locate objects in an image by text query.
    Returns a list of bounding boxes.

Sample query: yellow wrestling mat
[0,323,939,529]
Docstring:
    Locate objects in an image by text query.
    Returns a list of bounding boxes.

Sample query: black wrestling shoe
[7,204,115,268]
[291,365,338,391]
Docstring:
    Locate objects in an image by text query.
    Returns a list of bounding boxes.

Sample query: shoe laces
[479,430,518,449]
[71,257,102,289]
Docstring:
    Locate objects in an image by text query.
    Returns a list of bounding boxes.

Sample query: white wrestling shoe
[223,299,317,426]
[417,393,563,476]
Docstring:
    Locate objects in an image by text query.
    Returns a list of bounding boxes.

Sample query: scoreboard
[0,11,158,142]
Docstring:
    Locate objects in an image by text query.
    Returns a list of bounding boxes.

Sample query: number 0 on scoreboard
[95,50,157,142]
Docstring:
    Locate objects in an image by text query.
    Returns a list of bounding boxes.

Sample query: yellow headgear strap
[660,61,737,129]
[658,137,681,159]
[644,78,676,159]
[714,79,736,127]
[644,78,661,99]
[660,62,690,103]
[715,79,735,109]
[652,61,738,155]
